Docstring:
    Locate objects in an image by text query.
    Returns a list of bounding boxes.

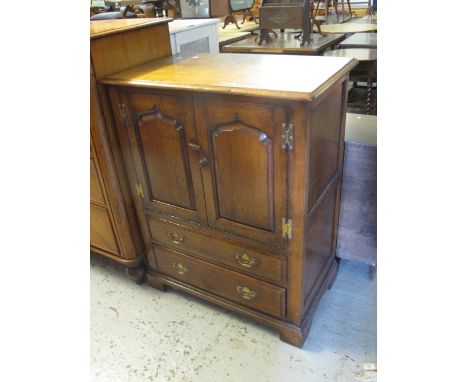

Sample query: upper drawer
[148,217,285,284]
[153,245,286,319]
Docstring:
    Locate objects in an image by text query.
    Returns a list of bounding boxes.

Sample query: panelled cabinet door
[194,98,288,245]
[120,91,207,224]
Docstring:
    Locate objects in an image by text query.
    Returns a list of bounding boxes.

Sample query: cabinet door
[195,98,288,245]
[121,91,207,224]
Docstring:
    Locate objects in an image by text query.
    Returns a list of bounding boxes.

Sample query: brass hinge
[118,103,127,125]
[135,182,144,198]
[282,122,293,150]
[282,218,292,240]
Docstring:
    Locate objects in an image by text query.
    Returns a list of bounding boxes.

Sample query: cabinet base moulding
[146,257,338,347]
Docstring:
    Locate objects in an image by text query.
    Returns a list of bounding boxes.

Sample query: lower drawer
[153,245,286,319]
[148,217,285,283]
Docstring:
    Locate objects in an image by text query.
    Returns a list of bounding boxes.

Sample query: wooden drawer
[153,245,286,319]
[148,218,285,283]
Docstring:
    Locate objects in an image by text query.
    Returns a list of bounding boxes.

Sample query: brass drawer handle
[237,286,257,300]
[235,253,258,268]
[172,262,189,275]
[168,232,185,245]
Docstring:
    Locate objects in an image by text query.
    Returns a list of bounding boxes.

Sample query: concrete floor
[91,255,376,382]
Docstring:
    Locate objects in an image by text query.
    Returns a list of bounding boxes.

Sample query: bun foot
[125,264,145,284]
[278,326,305,347]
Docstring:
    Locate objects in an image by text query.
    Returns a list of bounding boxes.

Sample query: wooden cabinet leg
[278,326,305,347]
[125,263,146,284]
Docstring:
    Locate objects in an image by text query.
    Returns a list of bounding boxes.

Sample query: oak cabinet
[120,92,289,246]
[90,19,173,282]
[102,53,357,346]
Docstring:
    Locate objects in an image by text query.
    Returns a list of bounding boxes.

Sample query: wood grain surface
[90,17,172,38]
[100,53,358,101]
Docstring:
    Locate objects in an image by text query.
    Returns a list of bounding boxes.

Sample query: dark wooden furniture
[217,17,259,49]
[258,0,316,45]
[142,0,163,17]
[100,53,357,346]
[324,48,377,114]
[337,113,376,279]
[338,32,377,49]
[313,0,352,23]
[221,31,344,54]
[223,0,258,28]
[90,18,173,283]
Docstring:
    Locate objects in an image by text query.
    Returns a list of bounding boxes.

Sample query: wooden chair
[313,0,351,22]
[312,0,337,18]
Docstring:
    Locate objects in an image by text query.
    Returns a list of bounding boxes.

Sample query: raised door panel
[195,98,288,245]
[121,91,207,223]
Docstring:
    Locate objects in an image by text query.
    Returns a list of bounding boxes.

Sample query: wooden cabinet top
[90,18,172,39]
[100,53,357,101]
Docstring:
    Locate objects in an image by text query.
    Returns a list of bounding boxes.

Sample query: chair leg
[313,0,320,18]
[223,13,240,29]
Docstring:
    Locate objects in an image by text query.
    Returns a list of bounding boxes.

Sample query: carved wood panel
[137,108,195,209]
[211,121,274,231]
[195,97,288,245]
[122,91,207,223]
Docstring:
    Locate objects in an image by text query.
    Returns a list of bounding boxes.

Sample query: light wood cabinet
[102,53,357,346]
[90,19,173,282]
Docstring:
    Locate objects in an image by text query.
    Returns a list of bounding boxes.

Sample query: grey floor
[91,255,376,382]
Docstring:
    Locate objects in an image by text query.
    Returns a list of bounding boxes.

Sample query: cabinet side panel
[91,23,171,80]
[90,154,105,205]
[91,204,120,255]
[303,186,337,307]
[303,80,347,311]
[307,85,343,211]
